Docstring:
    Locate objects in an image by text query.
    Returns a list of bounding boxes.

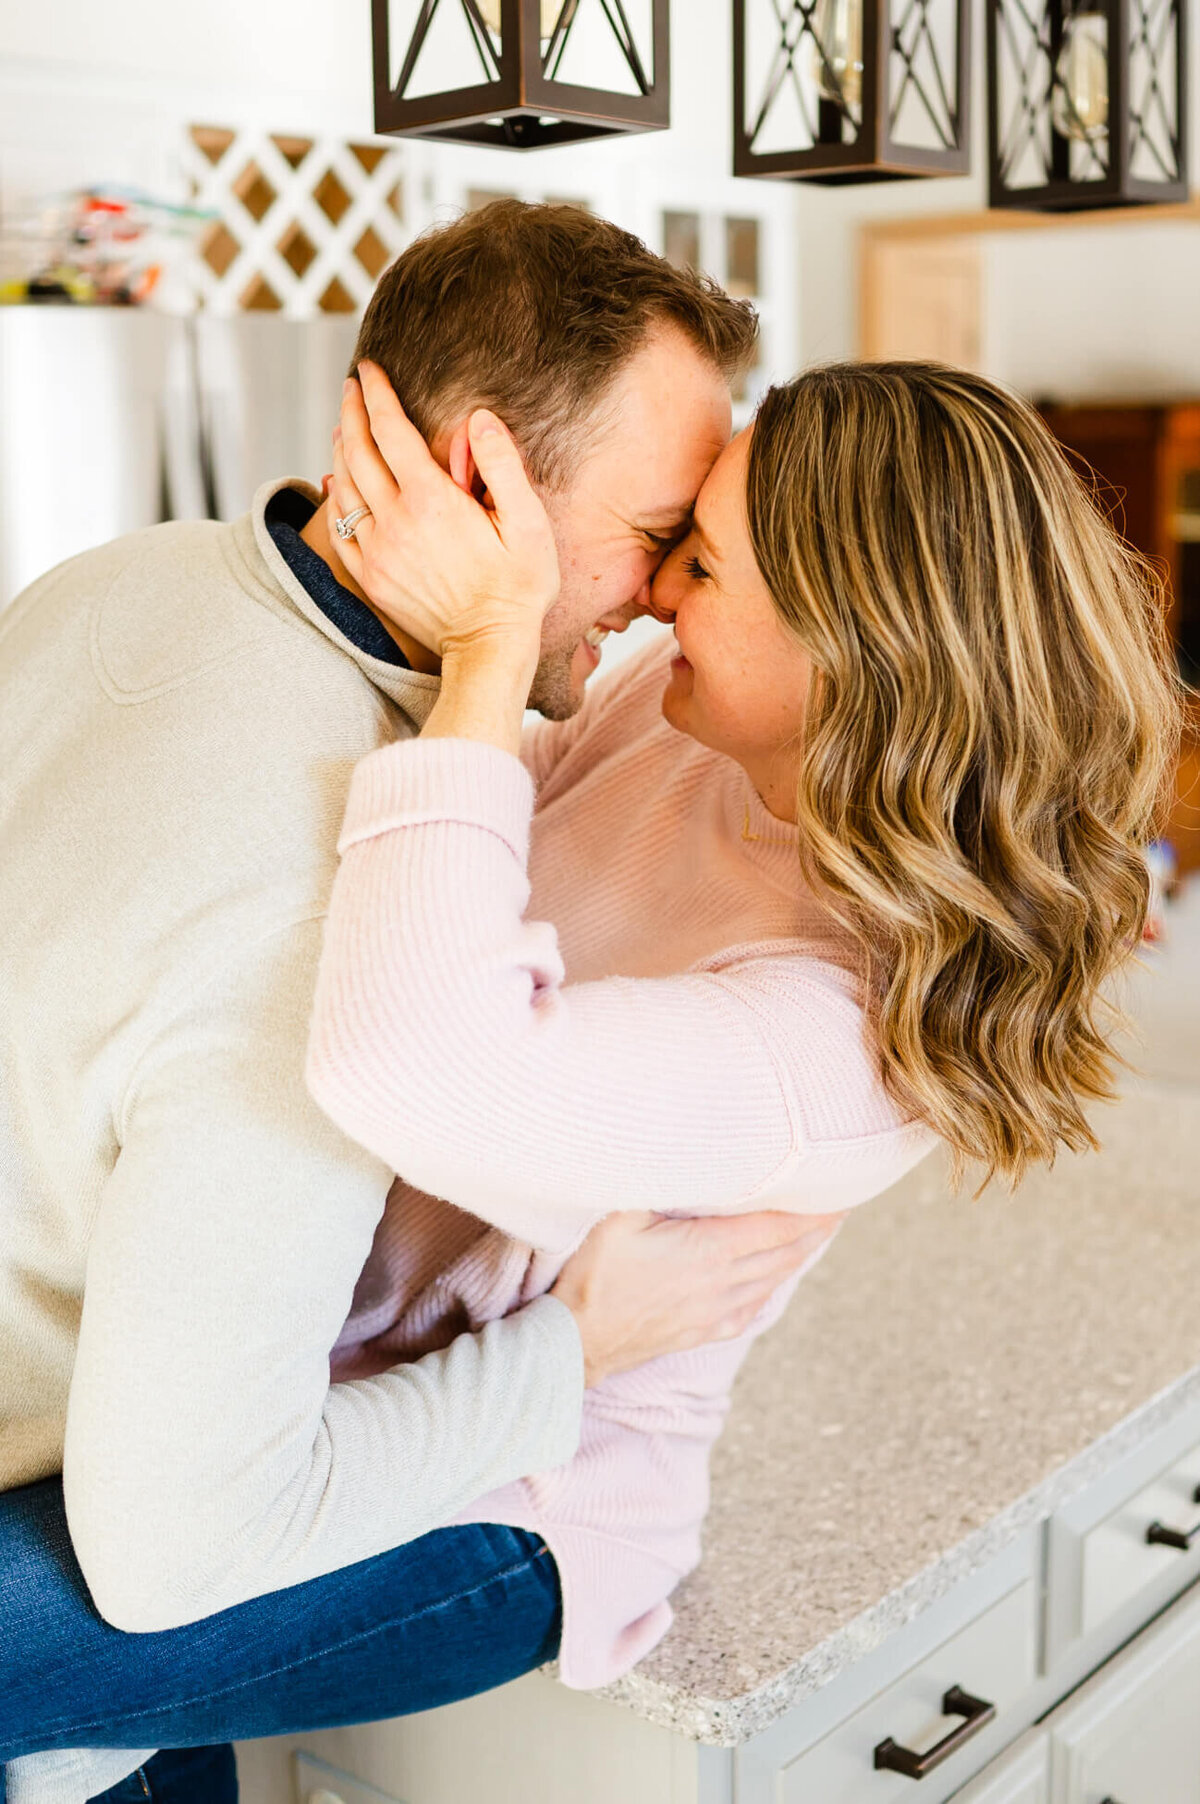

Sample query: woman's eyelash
[684,556,710,581]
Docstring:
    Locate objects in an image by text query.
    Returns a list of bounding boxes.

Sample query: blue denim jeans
[0,1477,561,1803]
[84,1745,238,1803]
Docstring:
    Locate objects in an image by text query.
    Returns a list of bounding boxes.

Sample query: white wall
[0,0,801,418]
[4,0,1199,402]
[0,0,367,91]
[982,221,1200,403]
[0,2,370,222]
[0,0,796,285]
[788,50,989,365]
[785,0,1200,371]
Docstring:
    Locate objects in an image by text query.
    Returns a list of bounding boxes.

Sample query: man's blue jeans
[0,1477,562,1803]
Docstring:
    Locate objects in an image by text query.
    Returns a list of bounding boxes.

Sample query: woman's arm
[308,372,926,1247]
[305,734,923,1251]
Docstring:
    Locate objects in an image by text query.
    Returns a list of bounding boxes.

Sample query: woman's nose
[645,570,677,625]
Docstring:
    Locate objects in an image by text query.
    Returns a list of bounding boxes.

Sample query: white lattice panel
[180,125,409,317]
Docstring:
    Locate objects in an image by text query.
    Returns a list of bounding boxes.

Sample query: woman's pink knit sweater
[308,637,934,1689]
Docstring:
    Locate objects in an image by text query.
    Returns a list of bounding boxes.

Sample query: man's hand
[550,1209,846,1387]
[328,363,560,661]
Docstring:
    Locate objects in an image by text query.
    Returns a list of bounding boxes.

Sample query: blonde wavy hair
[745,362,1184,1187]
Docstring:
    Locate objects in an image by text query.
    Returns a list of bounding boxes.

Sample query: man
[0,202,829,1804]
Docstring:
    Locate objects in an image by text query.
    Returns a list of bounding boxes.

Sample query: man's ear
[447,418,492,506]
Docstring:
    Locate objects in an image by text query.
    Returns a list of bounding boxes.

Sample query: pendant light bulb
[475,0,565,38]
[809,0,864,114]
[1050,8,1109,141]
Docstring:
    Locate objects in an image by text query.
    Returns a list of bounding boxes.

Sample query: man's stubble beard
[526,643,583,722]
[524,576,588,721]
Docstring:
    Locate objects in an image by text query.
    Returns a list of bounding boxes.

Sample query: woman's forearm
[308,733,803,1248]
[421,634,539,757]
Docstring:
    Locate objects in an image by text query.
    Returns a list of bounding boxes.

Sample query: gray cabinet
[772,1584,1037,1804]
[236,1404,1200,1804]
[1045,1578,1200,1804]
[949,1732,1049,1804]
[1046,1416,1200,1670]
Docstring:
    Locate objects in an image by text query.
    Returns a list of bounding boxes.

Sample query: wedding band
[334,507,371,540]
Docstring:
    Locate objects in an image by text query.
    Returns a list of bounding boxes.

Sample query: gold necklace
[742,801,797,848]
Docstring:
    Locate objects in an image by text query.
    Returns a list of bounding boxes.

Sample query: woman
[302,354,1181,1687]
[1,358,1177,1800]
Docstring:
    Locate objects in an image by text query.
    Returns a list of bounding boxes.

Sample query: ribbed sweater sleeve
[307,738,805,1252]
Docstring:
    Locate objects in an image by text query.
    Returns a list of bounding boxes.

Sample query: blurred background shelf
[1038,401,1200,876]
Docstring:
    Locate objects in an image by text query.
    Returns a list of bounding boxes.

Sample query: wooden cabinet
[1039,402,1200,874]
[1038,405,1200,669]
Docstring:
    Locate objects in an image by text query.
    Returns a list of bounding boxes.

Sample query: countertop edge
[584,1358,1200,1746]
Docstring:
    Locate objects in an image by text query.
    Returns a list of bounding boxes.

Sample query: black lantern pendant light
[373,0,669,148]
[733,0,971,183]
[988,0,1188,208]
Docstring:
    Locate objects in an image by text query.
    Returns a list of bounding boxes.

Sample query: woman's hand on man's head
[327,362,560,664]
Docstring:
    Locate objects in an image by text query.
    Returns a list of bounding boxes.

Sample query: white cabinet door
[948,1730,1049,1804]
[1048,1577,1200,1804]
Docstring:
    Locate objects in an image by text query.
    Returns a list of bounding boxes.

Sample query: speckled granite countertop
[591,886,1200,1746]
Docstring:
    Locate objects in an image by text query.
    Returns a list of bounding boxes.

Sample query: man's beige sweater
[0,480,583,1639]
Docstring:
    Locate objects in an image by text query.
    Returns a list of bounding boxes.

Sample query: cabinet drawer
[776,1582,1036,1803]
[1079,1438,1200,1635]
[947,1729,1049,1804]
[1046,1573,1200,1804]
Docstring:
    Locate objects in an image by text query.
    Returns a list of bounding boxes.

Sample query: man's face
[527,326,733,720]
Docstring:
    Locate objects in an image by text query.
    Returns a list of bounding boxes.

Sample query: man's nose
[620,588,649,631]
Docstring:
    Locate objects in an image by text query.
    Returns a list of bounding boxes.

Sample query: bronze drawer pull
[1145,1484,1200,1551]
[874,1685,996,1778]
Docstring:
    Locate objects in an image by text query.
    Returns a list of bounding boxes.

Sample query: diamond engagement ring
[334,507,371,540]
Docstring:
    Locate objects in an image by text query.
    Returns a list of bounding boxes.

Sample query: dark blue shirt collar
[265,488,410,669]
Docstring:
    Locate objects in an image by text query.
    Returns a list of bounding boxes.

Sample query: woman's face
[649,429,812,822]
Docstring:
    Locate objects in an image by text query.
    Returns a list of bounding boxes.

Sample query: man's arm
[63,916,583,1632]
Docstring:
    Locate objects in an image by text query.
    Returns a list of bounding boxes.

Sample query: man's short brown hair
[351,199,758,488]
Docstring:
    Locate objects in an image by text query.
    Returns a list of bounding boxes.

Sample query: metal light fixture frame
[987,0,1189,210]
[733,0,972,184]
[373,0,670,149]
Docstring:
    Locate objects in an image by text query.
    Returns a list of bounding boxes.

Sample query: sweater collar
[236,477,443,731]
[727,767,863,958]
[734,766,803,884]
